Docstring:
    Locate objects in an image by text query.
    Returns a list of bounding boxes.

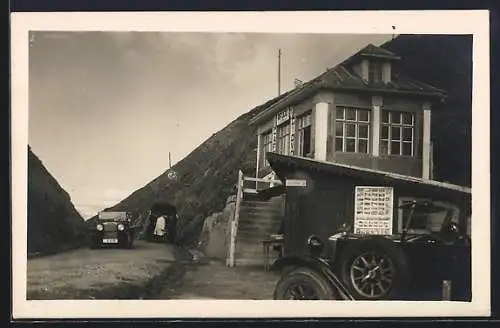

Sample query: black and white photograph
[11,11,490,319]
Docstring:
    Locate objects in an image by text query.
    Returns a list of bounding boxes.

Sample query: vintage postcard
[11,10,490,319]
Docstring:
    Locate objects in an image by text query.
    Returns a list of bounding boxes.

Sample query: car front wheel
[273,267,338,300]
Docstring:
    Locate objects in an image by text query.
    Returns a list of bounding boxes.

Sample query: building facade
[250,44,446,181]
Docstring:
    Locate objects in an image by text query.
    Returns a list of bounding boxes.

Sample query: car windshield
[401,200,459,233]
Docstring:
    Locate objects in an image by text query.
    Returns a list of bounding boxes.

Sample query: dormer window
[368,60,383,83]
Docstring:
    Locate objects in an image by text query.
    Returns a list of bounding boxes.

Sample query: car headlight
[117,224,125,231]
[96,224,104,231]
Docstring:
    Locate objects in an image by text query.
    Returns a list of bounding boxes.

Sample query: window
[261,131,273,167]
[335,107,370,153]
[369,60,383,83]
[380,110,414,156]
[297,112,312,157]
[397,198,459,234]
[276,123,290,155]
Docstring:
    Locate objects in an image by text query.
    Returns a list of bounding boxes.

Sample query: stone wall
[198,195,236,260]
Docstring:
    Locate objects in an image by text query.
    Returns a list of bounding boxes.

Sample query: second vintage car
[89,211,135,249]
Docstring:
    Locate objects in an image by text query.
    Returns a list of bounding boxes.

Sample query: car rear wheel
[338,237,409,300]
[274,267,338,300]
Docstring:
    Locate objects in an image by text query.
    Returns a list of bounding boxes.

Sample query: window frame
[296,111,312,157]
[276,122,290,155]
[380,110,415,157]
[335,106,371,154]
[368,60,383,83]
[261,130,273,167]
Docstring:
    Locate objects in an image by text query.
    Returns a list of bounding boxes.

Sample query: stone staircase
[234,196,284,266]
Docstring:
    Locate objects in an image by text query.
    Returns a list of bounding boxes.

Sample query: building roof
[266,152,471,207]
[351,43,402,60]
[250,43,446,126]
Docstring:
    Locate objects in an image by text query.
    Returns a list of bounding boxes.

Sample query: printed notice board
[354,186,394,235]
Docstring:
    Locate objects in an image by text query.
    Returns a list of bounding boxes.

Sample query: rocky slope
[93,35,472,246]
[28,146,87,255]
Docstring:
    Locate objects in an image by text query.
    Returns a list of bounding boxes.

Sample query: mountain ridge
[28,146,88,254]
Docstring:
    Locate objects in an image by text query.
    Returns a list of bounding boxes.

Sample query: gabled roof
[249,43,446,126]
[267,152,471,208]
[352,43,401,60]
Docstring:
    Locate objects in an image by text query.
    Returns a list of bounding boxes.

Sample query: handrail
[243,176,282,184]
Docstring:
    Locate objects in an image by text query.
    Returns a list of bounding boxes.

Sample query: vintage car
[89,211,135,249]
[265,153,472,301]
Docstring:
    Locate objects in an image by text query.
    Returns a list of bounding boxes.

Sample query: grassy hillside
[92,35,472,246]
[88,95,287,246]
[28,146,88,254]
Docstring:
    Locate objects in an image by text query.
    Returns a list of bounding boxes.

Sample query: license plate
[102,238,118,244]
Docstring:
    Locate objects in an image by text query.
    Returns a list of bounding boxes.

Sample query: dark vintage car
[275,199,471,301]
[265,152,472,301]
[89,211,135,249]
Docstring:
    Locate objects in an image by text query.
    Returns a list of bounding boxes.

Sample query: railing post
[228,170,244,267]
[442,280,451,300]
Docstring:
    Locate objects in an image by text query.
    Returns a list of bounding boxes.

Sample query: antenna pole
[278,48,282,96]
[168,152,172,169]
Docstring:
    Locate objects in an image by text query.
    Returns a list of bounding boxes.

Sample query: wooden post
[442,280,452,300]
[228,170,244,267]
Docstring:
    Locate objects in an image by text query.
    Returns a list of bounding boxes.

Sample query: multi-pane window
[335,107,370,153]
[297,112,312,157]
[261,131,273,167]
[369,60,383,83]
[276,124,290,155]
[380,110,414,156]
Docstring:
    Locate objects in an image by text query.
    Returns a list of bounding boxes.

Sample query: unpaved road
[157,259,281,300]
[27,241,177,300]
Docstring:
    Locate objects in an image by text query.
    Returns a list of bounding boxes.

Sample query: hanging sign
[354,186,394,235]
[289,107,296,155]
[271,115,278,152]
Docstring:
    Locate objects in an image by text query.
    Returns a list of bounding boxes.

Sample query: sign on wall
[271,122,277,152]
[354,186,394,235]
[289,107,296,155]
[276,108,290,126]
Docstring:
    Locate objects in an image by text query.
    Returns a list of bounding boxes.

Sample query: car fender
[272,255,354,300]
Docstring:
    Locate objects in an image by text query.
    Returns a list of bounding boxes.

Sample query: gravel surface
[158,258,281,300]
[27,241,176,300]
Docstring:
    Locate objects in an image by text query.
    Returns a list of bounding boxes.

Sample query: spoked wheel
[274,267,338,300]
[283,282,321,300]
[349,251,395,299]
[338,237,410,300]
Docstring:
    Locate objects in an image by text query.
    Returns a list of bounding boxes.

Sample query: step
[237,229,281,241]
[238,218,282,228]
[238,224,282,236]
[239,212,283,220]
[240,204,283,212]
[241,201,283,208]
[236,222,281,236]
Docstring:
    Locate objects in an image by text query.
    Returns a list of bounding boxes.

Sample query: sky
[28,32,391,219]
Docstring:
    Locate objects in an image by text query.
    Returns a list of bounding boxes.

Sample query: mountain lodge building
[250,43,446,183]
[226,43,451,268]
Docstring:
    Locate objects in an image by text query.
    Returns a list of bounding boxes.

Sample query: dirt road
[27,241,177,300]
[157,258,281,300]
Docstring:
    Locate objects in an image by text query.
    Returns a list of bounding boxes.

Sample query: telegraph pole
[168,152,172,169]
[278,48,282,96]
